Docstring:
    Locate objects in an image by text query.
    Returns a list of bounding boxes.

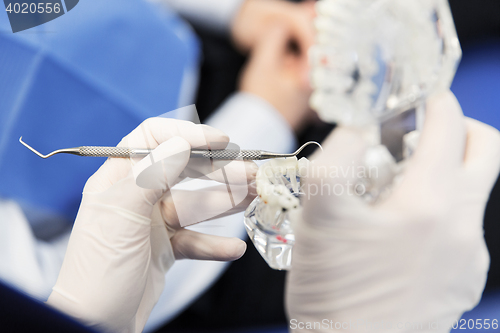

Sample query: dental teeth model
[310,0,461,200]
[244,157,309,270]
[246,0,462,270]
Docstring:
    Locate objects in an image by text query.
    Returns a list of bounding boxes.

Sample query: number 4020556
[452,319,498,330]
[5,2,61,14]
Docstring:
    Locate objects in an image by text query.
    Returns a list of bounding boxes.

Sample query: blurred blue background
[451,41,500,131]
[0,0,199,221]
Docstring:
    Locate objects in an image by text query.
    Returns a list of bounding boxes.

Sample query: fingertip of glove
[426,90,463,124]
[247,162,259,179]
[428,89,457,106]
[199,125,230,149]
[148,136,191,157]
[226,238,247,261]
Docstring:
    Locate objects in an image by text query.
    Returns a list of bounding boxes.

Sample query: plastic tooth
[332,75,355,91]
[317,109,342,124]
[358,56,380,76]
[353,79,377,95]
[316,0,356,19]
[316,32,335,45]
[309,90,324,111]
[316,35,350,48]
[314,18,352,38]
[289,168,299,193]
[355,98,373,114]
[314,17,335,31]
[310,68,327,88]
[315,1,336,16]
[307,45,324,65]
[311,52,357,72]
[308,47,332,65]
[312,70,354,91]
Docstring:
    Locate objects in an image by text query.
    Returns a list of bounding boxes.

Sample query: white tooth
[310,71,322,89]
[316,1,336,16]
[309,91,324,111]
[314,17,334,32]
[316,32,334,45]
[356,80,378,96]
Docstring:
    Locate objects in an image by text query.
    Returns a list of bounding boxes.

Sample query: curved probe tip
[19,137,49,158]
[293,141,323,156]
[309,141,323,151]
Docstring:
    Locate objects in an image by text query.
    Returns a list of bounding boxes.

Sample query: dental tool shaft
[19,137,321,161]
[78,147,274,160]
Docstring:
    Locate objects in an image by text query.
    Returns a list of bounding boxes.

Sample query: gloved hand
[46,118,257,333]
[286,92,500,332]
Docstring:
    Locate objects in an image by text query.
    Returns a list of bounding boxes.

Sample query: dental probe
[19,137,322,161]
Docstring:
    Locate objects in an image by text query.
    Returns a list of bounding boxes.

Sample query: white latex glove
[286,92,500,332]
[46,118,257,333]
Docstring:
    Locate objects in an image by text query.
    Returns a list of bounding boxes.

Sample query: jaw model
[310,0,461,128]
[245,0,462,269]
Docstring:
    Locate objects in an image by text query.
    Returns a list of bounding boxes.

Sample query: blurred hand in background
[231,0,316,55]
[239,24,316,133]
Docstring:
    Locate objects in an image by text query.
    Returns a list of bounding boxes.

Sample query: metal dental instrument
[19,137,322,161]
